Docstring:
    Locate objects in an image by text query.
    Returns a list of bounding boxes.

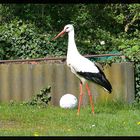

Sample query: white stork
[52,24,112,115]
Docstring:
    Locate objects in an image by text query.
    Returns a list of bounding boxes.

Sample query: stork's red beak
[52,30,65,41]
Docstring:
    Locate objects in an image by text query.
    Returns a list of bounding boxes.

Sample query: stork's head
[52,24,74,40]
[64,24,74,33]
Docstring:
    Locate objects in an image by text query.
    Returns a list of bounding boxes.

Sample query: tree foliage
[0,4,139,58]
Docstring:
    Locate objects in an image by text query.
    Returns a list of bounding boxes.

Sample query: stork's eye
[66,27,69,30]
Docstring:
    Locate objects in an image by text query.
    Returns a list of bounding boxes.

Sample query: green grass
[0,102,140,136]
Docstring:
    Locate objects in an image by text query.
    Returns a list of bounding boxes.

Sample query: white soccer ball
[59,94,78,109]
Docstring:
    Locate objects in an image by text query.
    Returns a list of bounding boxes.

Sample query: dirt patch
[0,120,21,129]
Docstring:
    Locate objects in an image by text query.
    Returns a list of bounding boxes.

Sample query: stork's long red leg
[86,83,94,114]
[77,82,83,115]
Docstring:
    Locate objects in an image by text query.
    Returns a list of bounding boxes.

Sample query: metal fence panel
[0,62,135,105]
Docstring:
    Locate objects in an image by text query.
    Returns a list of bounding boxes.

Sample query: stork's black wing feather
[77,64,112,93]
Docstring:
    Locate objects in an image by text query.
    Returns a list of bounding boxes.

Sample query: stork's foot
[77,112,80,116]
[92,112,95,115]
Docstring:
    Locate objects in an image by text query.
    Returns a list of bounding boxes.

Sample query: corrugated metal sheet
[0,62,134,105]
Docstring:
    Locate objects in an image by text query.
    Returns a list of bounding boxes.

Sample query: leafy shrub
[24,86,51,106]
[0,18,52,59]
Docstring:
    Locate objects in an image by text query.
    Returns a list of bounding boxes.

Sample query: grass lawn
[0,101,140,136]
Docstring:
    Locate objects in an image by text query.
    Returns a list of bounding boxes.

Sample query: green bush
[0,19,51,59]
[23,86,51,106]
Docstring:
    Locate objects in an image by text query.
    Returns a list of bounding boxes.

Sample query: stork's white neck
[67,30,80,57]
